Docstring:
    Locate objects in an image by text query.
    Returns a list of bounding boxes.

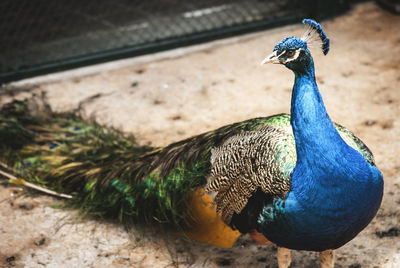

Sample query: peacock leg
[319,249,334,268]
[277,247,291,268]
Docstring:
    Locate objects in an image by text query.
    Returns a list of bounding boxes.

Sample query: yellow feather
[178,189,241,248]
[50,162,83,174]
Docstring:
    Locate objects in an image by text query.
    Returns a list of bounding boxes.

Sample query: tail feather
[0,100,202,228]
[0,99,273,229]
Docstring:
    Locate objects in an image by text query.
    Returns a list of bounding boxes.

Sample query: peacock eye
[285,50,295,57]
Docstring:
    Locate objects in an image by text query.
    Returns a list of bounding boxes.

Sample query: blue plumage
[274,37,307,53]
[259,20,383,252]
[302,19,330,55]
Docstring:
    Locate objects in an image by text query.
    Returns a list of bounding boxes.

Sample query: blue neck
[257,55,384,252]
[290,58,346,166]
[288,56,375,207]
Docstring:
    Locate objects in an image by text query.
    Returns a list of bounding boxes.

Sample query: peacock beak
[260,51,281,65]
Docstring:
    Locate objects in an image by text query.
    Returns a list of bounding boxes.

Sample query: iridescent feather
[0,99,374,231]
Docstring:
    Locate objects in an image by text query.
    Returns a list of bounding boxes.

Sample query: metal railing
[0,0,349,83]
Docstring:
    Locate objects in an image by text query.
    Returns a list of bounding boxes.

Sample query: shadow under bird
[0,19,383,268]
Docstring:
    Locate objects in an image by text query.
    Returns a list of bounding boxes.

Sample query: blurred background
[1,0,354,83]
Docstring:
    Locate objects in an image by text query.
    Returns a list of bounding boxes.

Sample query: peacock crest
[301,19,330,55]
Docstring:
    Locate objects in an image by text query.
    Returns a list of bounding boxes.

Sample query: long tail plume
[0,99,206,228]
[0,98,269,229]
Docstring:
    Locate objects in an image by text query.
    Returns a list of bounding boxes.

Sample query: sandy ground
[1,2,400,267]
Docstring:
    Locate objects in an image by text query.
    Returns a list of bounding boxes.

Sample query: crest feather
[301,19,330,55]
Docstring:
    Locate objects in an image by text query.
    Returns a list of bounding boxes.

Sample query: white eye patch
[280,48,301,64]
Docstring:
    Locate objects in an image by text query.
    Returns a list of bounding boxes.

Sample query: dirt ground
[1,2,399,267]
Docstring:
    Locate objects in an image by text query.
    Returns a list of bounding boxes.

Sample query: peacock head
[261,19,330,73]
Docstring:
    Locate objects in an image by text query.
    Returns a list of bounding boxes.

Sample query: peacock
[0,19,383,268]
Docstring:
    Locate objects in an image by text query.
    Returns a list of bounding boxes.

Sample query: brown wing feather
[205,125,294,223]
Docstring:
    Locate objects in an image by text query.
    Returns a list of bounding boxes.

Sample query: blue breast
[258,152,383,251]
[257,50,384,251]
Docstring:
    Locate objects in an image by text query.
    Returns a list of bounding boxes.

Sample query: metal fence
[1,0,349,83]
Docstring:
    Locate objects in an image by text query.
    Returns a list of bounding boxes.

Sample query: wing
[205,118,295,225]
[203,115,375,227]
